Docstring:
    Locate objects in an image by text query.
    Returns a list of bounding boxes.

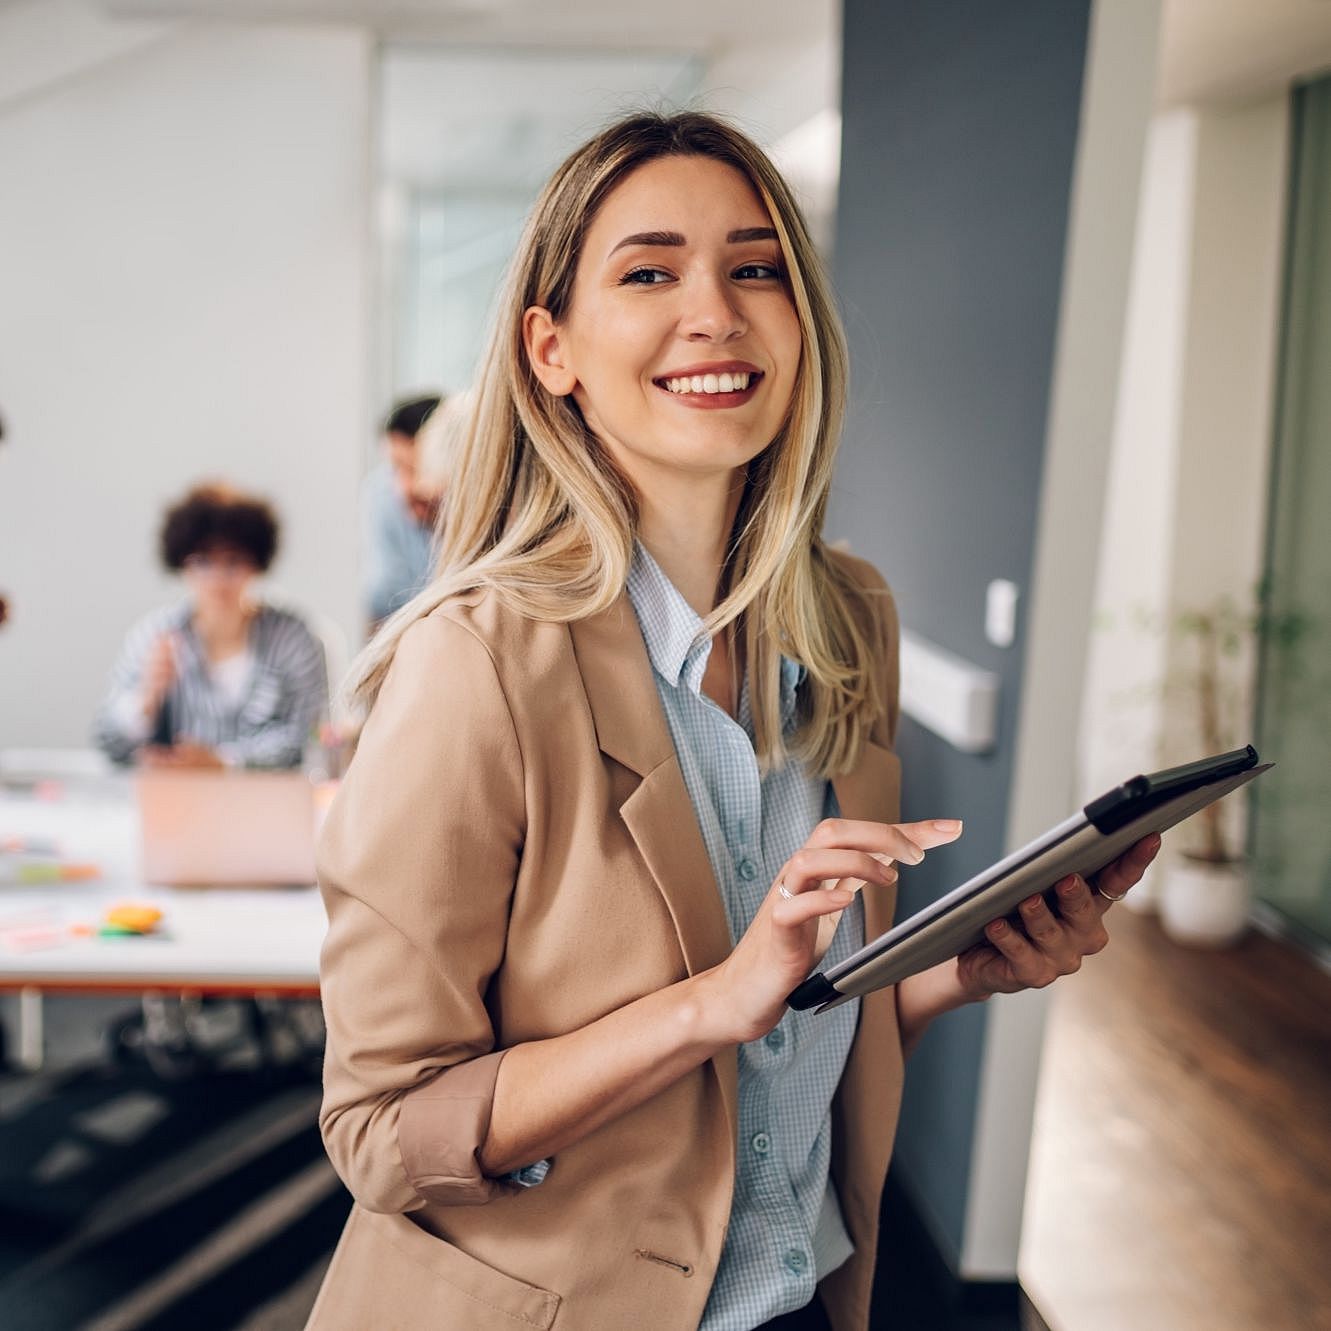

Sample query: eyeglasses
[182,552,256,578]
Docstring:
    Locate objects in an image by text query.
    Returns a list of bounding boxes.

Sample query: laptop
[788,746,1272,1013]
[137,770,320,887]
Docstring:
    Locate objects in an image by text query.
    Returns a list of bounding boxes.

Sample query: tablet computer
[787,745,1271,1014]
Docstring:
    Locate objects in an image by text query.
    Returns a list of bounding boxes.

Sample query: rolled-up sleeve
[317,610,525,1214]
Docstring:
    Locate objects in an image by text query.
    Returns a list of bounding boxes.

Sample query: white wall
[1077,94,1289,841]
[701,17,839,144]
[700,23,842,247]
[1163,97,1289,783]
[0,3,373,748]
[1077,111,1197,802]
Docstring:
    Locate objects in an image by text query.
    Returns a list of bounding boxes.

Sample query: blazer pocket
[309,1205,561,1331]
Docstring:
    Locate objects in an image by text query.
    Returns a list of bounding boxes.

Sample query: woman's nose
[682,274,747,341]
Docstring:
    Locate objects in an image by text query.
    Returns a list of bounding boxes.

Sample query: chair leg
[18,988,43,1071]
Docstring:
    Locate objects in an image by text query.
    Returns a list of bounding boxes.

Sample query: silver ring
[1098,883,1128,903]
[778,881,795,901]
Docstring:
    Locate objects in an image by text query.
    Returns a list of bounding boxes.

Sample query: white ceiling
[1158,0,1331,106]
[99,0,834,57]
[93,0,1331,114]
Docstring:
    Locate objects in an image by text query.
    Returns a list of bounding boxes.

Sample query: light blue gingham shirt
[626,544,864,1331]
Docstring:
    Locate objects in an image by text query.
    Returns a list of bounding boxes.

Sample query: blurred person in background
[362,393,442,632]
[93,482,328,769]
[410,387,475,527]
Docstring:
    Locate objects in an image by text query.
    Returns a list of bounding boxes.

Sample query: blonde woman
[310,112,1158,1331]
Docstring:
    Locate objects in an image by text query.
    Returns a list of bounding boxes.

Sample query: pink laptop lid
[137,770,319,887]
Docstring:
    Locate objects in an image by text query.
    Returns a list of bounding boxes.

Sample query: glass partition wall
[1253,75,1331,959]
[377,46,701,402]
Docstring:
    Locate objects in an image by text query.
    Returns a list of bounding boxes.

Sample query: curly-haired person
[93,482,328,769]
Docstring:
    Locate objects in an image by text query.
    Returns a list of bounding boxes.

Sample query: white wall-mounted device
[985,579,1020,648]
[899,630,1001,754]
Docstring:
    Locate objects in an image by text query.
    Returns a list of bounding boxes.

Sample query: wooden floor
[1021,906,1331,1331]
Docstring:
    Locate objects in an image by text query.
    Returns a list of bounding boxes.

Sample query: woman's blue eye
[618,262,783,285]
[620,267,671,285]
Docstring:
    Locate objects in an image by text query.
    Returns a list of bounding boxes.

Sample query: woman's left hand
[955,834,1161,1000]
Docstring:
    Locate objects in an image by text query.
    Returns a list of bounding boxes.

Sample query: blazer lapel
[571,596,905,959]
[569,597,733,979]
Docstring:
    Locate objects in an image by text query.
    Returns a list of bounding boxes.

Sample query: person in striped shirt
[93,482,328,770]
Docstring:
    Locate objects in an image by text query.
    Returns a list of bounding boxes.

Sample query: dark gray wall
[830,0,1092,1264]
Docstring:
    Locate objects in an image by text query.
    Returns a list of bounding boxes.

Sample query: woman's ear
[522,307,578,396]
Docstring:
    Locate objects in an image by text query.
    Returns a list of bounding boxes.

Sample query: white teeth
[662,371,754,395]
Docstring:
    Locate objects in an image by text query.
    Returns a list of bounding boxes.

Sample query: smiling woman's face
[525,154,803,492]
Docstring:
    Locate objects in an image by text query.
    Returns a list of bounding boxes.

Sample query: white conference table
[0,763,326,1068]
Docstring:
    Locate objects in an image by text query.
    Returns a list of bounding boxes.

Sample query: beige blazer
[308,551,905,1331]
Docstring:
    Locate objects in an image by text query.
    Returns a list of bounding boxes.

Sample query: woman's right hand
[139,634,178,719]
[700,817,964,1045]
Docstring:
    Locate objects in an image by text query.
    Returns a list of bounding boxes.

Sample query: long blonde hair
[350,111,884,776]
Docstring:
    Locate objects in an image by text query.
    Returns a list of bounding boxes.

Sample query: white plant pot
[1159,856,1251,947]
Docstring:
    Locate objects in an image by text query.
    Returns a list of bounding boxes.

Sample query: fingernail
[1058,876,1079,895]
[989,920,1008,935]
[933,819,962,832]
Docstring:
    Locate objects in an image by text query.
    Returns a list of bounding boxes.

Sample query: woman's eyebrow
[607,225,779,257]
[726,227,778,244]
[608,230,685,256]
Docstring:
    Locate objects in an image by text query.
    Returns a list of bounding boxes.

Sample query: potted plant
[1150,592,1306,945]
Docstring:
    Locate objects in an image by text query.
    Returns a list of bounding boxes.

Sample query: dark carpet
[0,997,1032,1331]
[0,999,347,1331]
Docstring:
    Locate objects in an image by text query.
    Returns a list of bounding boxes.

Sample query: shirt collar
[626,543,804,725]
[626,542,710,693]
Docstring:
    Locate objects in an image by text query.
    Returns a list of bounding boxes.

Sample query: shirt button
[737,858,758,881]
[765,1028,786,1051]
[784,1248,808,1275]
[750,1131,771,1156]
